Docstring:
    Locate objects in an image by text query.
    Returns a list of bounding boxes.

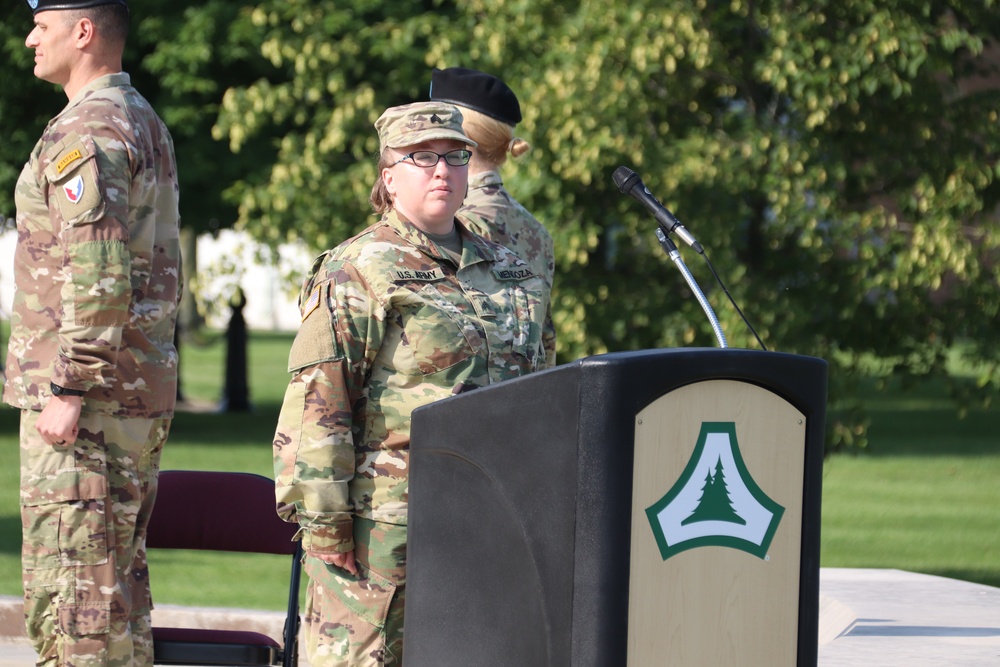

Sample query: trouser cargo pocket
[21,466,109,570]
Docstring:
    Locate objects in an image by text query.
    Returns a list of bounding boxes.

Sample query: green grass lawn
[1,330,998,612]
[820,382,1000,587]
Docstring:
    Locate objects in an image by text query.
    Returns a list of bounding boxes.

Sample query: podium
[405,348,826,666]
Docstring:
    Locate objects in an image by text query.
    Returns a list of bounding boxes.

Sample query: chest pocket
[43,133,105,227]
[394,282,477,375]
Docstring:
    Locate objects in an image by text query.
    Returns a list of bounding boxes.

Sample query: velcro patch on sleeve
[47,138,104,225]
[288,283,342,372]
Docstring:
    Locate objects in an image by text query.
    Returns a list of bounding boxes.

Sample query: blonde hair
[460,107,530,171]
[369,150,395,215]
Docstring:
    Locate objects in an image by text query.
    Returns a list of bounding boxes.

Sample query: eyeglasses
[391,149,472,168]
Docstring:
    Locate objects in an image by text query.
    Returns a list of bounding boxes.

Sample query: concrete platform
[817,568,1000,666]
[1,568,998,665]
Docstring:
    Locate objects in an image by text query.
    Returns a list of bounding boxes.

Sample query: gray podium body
[405,348,826,666]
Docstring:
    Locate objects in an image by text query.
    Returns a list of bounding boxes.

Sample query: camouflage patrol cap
[25,0,127,14]
[375,101,478,155]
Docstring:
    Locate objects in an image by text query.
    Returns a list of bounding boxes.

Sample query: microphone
[612,166,703,254]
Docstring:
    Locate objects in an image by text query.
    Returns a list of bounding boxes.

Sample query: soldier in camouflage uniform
[430,67,557,366]
[273,101,548,666]
[5,1,181,665]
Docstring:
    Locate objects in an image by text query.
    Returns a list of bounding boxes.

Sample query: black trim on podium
[405,348,826,667]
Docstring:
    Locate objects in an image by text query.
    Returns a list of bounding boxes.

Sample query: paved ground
[1,568,998,665]
[817,568,1000,666]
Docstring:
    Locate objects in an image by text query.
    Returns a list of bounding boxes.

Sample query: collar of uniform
[61,72,131,113]
[468,169,503,192]
[383,209,470,264]
[384,208,442,258]
[384,209,501,269]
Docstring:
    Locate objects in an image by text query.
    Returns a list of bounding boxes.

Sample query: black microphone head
[612,166,640,194]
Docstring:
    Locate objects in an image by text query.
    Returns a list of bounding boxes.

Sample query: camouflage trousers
[303,518,407,666]
[19,409,170,667]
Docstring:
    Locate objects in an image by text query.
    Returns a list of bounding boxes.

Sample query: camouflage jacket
[458,170,556,367]
[273,209,548,556]
[3,73,181,418]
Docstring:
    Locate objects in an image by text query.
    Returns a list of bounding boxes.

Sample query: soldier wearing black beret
[25,0,128,14]
[10,0,181,665]
[430,66,557,366]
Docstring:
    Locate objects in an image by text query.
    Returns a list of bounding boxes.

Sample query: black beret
[26,0,127,15]
[429,67,522,126]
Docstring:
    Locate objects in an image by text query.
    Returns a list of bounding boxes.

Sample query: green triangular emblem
[646,422,784,560]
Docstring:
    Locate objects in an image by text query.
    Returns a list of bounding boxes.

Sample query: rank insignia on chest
[63,175,85,204]
[390,268,446,282]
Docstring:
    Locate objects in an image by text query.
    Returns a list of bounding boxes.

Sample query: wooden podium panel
[629,380,807,666]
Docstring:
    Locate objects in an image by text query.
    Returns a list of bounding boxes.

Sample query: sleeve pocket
[44,134,105,227]
[288,283,342,372]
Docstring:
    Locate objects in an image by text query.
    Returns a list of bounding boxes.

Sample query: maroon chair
[146,470,303,666]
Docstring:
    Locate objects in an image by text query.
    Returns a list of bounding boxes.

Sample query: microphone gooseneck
[613,164,768,351]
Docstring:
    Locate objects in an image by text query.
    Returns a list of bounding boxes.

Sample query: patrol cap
[375,101,477,155]
[429,67,522,126]
[25,0,127,14]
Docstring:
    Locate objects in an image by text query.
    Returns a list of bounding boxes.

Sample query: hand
[36,395,82,447]
[315,549,358,576]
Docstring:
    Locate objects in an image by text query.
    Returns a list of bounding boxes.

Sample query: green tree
[215,0,999,450]
[0,14,64,223]
[0,3,270,234]
[132,0,280,330]
[3,1,997,451]
[0,3,277,331]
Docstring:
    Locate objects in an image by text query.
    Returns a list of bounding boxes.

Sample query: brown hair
[65,4,129,46]
[460,107,530,171]
[369,150,395,215]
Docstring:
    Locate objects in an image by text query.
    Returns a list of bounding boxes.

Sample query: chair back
[147,470,302,666]
[147,470,297,555]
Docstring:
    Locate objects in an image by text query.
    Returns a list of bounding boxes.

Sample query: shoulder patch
[56,149,84,175]
[302,285,322,322]
[47,137,103,225]
[62,174,86,204]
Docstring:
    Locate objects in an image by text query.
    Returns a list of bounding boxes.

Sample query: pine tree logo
[681,458,747,527]
[646,422,784,560]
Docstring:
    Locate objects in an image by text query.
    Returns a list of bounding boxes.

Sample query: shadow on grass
[849,373,1000,458]
[0,516,21,558]
[862,404,999,457]
[0,406,19,432]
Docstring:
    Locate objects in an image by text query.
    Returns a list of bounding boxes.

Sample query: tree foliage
[211,0,999,450]
[0,2,272,234]
[2,0,998,450]
[0,14,64,225]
